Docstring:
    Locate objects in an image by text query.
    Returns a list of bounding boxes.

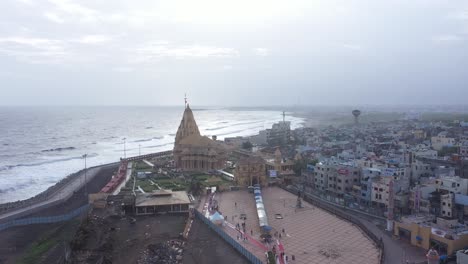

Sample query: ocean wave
[133,138,153,143]
[145,143,173,149]
[0,153,98,172]
[41,147,76,152]
[205,125,230,131]
[217,125,264,136]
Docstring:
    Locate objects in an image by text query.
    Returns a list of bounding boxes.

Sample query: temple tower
[174,104,201,146]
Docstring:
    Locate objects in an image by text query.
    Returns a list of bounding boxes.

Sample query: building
[359,168,382,204]
[328,164,361,197]
[266,115,291,146]
[173,104,227,172]
[135,190,191,215]
[394,215,468,255]
[436,176,468,195]
[432,135,455,151]
[234,156,268,187]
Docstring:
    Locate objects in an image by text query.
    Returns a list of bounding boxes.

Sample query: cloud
[112,66,134,73]
[253,48,270,56]
[76,35,112,44]
[135,43,239,61]
[341,43,362,51]
[0,37,68,64]
[449,11,468,20]
[432,34,463,43]
[44,12,64,23]
[47,0,99,23]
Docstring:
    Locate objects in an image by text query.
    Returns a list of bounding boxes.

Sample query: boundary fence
[281,186,385,264]
[193,209,264,264]
[0,204,90,232]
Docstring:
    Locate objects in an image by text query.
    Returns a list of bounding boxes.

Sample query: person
[251,229,253,236]
[237,235,239,240]
[235,202,237,207]
[292,255,295,261]
[285,255,288,261]
[279,233,282,238]
[282,228,285,233]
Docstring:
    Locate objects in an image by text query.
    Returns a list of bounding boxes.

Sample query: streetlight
[123,137,127,159]
[82,154,88,198]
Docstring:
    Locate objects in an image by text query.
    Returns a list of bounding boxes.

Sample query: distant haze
[1,0,468,106]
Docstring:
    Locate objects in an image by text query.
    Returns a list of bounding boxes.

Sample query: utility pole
[82,154,88,198]
[123,137,127,159]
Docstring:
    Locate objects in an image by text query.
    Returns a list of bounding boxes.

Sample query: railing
[124,150,173,162]
[281,185,385,264]
[0,204,90,232]
[193,209,264,264]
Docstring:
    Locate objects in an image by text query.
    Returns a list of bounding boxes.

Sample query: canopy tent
[210,211,225,225]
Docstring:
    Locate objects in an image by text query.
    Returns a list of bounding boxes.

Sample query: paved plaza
[212,187,380,264]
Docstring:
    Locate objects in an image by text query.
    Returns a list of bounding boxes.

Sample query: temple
[173,104,227,172]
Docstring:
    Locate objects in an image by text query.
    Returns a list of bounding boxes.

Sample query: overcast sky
[0,0,467,106]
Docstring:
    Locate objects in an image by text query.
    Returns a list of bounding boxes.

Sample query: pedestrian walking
[251,229,253,236]
[282,228,285,233]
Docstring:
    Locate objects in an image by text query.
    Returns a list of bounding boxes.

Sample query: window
[442,210,446,214]
[345,180,348,183]
[442,202,446,206]
[375,194,378,199]
[379,188,383,192]
[448,212,451,216]
[457,183,460,187]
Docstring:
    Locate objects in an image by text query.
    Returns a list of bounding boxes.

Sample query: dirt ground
[0,164,118,264]
[69,213,187,264]
[183,218,249,264]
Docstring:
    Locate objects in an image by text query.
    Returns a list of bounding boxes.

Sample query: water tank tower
[352,109,361,125]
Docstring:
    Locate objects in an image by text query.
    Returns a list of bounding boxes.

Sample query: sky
[0,0,467,106]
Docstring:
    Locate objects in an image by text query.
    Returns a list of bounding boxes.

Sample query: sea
[0,106,304,203]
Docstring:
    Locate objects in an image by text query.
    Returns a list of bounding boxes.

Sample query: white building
[436,176,468,195]
[440,193,455,218]
[431,135,455,151]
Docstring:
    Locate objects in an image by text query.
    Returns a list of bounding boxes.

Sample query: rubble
[137,239,185,264]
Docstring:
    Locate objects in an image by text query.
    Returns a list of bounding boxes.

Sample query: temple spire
[184,93,187,108]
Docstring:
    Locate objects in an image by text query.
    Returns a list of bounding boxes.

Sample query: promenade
[0,163,115,223]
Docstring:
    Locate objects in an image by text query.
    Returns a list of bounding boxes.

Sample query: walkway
[112,162,133,195]
[0,163,115,223]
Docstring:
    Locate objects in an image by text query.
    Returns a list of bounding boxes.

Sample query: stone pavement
[214,187,380,264]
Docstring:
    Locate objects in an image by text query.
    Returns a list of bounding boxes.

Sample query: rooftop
[135,190,191,207]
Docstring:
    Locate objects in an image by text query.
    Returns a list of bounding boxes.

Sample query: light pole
[82,154,88,198]
[123,137,127,159]
[139,144,141,156]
